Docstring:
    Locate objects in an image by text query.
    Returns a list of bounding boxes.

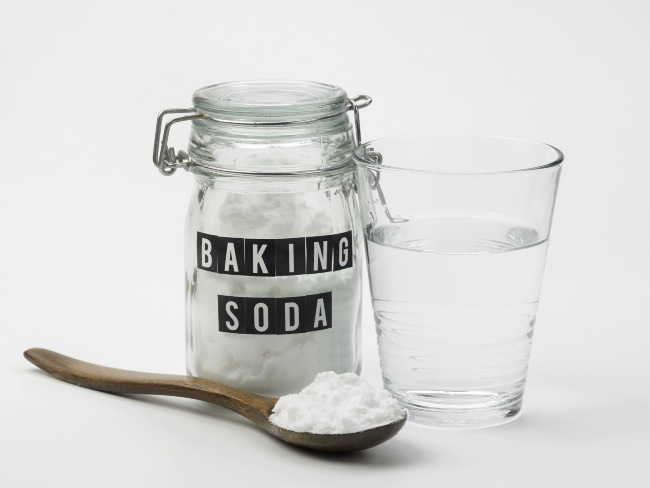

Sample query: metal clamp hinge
[347,95,372,146]
[153,109,204,176]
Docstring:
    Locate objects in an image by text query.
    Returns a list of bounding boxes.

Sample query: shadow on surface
[276,436,427,467]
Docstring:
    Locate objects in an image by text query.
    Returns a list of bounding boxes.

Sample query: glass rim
[192,80,349,123]
[353,134,564,175]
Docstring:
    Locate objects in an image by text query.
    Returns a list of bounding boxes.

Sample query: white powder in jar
[269,371,406,434]
[187,186,363,397]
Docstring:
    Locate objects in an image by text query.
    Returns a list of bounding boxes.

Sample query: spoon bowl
[24,348,406,452]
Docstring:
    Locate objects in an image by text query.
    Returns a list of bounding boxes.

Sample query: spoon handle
[24,348,277,427]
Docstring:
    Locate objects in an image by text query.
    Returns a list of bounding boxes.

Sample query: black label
[216,237,244,275]
[217,295,245,333]
[244,239,275,277]
[218,292,332,335]
[197,231,353,277]
[275,238,307,276]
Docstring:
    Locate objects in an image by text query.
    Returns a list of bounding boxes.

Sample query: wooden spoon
[24,348,406,452]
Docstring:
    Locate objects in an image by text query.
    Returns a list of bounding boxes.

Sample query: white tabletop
[2,1,649,486]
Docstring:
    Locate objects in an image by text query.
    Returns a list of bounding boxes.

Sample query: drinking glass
[354,135,563,427]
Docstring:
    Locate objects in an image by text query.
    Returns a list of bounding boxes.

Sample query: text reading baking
[197,231,353,276]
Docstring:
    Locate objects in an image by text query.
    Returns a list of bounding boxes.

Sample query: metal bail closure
[153,108,204,176]
[363,145,406,224]
[152,95,372,176]
[347,95,372,146]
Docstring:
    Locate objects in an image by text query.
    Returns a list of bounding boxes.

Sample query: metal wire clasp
[364,146,407,224]
[347,95,372,146]
[152,95,372,176]
[153,109,204,176]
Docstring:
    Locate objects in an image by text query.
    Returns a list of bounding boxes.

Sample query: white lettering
[201,238,212,268]
[224,243,239,272]
[225,302,239,331]
[284,302,299,332]
[254,303,269,332]
[314,298,327,328]
[252,244,268,274]
[314,241,328,271]
[338,237,349,267]
[288,243,294,273]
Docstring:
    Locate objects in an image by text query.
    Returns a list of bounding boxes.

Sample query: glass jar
[153,81,369,396]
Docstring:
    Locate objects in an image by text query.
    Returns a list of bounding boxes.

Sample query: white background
[2,1,649,486]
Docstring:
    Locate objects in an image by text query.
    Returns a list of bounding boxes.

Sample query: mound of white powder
[269,371,406,434]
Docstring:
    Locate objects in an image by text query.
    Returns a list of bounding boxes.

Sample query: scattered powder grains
[269,371,406,434]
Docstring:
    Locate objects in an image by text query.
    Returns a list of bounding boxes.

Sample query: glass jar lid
[192,80,349,124]
[152,80,371,176]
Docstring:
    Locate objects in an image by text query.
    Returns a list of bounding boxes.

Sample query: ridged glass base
[396,389,524,428]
